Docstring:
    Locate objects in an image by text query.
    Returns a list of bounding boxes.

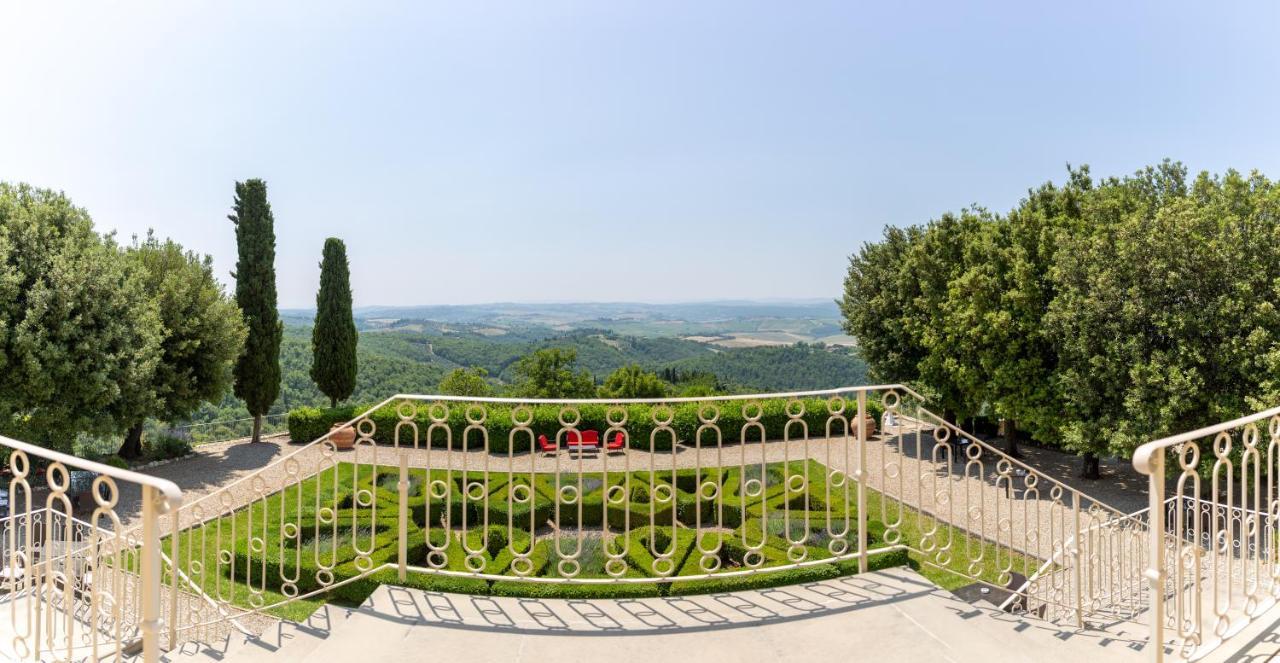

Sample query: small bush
[150,434,192,460]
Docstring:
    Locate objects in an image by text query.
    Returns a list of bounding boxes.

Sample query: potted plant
[854,414,878,439]
[329,423,356,450]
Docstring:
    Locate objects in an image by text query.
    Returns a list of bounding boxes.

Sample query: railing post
[1146,451,1166,663]
[169,513,179,648]
[398,451,408,582]
[1072,492,1084,629]
[141,485,162,663]
[856,391,868,574]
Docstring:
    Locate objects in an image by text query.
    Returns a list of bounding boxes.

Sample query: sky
[2,1,1279,309]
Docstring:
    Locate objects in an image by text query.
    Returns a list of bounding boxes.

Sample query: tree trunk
[251,414,262,444]
[118,422,145,459]
[330,396,337,409]
[1080,452,1101,480]
[1003,419,1022,458]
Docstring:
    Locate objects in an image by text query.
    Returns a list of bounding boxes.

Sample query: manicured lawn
[165,459,1033,621]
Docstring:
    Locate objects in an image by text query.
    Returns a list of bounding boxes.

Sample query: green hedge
[288,396,887,454]
[170,459,904,611]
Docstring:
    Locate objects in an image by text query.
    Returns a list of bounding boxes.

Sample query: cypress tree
[310,237,357,407]
[229,179,282,443]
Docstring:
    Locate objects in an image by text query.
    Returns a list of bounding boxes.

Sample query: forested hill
[664,344,868,391]
[188,326,867,424]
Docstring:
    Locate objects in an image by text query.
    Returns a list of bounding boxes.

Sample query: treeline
[182,331,869,429]
[840,161,1280,476]
[665,343,867,392]
[421,329,715,380]
[186,327,448,425]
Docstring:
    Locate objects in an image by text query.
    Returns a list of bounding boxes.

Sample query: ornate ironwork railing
[22,387,1280,663]
[143,385,1143,647]
[0,385,1190,660]
[1134,406,1280,662]
[0,433,183,663]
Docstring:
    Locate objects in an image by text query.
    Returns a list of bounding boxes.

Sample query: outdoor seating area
[536,430,627,454]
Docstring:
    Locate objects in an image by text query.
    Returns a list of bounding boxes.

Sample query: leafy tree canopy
[841,161,1280,473]
[0,184,162,451]
[440,367,492,397]
[510,348,596,399]
[118,232,247,457]
[599,364,669,399]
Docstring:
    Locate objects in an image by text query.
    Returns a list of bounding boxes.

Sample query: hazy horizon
[281,296,841,312]
[5,1,1279,308]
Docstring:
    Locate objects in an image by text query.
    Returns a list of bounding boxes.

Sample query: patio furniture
[567,430,599,450]
[538,430,613,453]
[606,432,626,451]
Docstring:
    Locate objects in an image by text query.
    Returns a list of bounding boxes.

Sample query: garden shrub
[150,433,193,460]
[288,396,889,453]
[171,458,951,616]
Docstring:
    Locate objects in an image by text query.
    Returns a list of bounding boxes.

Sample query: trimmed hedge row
[177,459,897,610]
[288,396,888,454]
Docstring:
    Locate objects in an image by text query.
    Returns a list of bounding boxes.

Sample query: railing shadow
[345,571,925,637]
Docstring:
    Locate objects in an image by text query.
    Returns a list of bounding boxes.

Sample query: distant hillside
[422,329,717,381]
[279,299,854,346]
[666,344,867,391]
[182,324,866,427]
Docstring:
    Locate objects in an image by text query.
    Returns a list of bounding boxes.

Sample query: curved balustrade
[13,388,1280,662]
[140,384,1142,647]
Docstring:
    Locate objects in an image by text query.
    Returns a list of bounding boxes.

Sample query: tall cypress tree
[310,237,357,407]
[230,179,282,443]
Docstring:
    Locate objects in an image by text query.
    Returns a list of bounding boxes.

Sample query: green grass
[163,460,1034,621]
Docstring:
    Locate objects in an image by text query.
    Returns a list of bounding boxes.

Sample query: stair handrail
[1132,405,1280,662]
[0,433,183,663]
[916,406,1129,519]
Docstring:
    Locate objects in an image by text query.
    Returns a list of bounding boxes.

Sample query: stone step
[157,567,1280,662]
[231,605,352,663]
[290,568,1158,663]
[137,630,251,663]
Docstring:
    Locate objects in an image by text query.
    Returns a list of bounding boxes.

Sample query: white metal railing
[135,385,1146,649]
[1133,406,1280,662]
[0,387,1184,660]
[0,433,183,663]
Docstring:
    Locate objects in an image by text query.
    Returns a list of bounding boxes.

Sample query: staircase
[143,567,1280,663]
[6,386,1279,662]
[135,567,1165,663]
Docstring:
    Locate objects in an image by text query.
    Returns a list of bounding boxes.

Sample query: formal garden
[165,455,1029,621]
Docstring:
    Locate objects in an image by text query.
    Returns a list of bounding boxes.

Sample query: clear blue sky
[2,1,1278,308]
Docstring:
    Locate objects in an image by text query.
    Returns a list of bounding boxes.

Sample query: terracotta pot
[329,423,356,450]
[854,414,878,439]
